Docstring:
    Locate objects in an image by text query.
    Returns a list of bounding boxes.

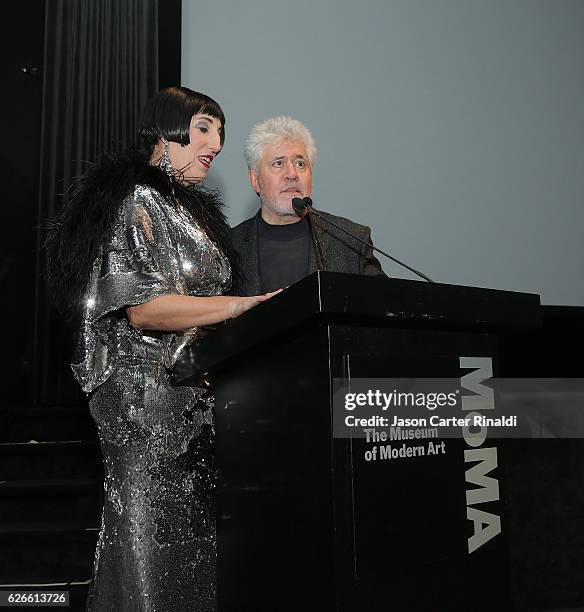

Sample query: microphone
[291,197,433,282]
[292,197,309,217]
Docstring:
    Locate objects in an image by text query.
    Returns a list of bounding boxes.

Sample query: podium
[182,272,541,611]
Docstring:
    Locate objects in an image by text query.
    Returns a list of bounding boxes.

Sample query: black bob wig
[138,86,226,153]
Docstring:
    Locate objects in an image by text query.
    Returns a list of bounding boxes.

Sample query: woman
[46,87,275,611]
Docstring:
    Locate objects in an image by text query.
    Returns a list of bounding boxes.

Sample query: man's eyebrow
[269,154,306,161]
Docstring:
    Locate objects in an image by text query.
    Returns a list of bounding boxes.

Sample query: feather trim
[45,149,241,317]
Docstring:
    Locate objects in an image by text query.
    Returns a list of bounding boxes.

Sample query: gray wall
[182,0,584,305]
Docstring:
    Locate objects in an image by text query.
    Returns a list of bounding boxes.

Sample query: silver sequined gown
[74,184,230,611]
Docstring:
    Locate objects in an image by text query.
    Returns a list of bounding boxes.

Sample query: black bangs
[138,87,226,153]
[197,99,226,130]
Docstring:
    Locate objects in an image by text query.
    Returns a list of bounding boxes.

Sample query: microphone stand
[292,198,434,283]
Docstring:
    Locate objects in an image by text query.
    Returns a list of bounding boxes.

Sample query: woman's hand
[227,290,282,319]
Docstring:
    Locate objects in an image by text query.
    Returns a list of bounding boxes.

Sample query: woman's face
[167,113,223,183]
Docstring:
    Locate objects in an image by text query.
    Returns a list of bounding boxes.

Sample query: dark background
[0,1,180,607]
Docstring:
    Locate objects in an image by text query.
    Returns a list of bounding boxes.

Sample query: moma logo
[460,357,501,554]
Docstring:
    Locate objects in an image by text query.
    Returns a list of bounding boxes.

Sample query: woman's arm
[126,292,279,332]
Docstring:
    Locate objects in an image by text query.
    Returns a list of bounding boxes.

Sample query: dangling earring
[159,139,174,176]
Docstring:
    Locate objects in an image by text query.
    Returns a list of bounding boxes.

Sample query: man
[231,116,384,295]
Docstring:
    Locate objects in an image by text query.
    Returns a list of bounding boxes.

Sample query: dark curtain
[0,3,45,406]
[34,0,160,405]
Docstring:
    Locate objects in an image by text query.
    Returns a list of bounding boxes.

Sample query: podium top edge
[181,272,541,377]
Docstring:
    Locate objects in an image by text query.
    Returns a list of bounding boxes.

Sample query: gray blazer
[231,209,385,295]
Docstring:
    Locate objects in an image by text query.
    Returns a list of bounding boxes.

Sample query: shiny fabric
[79,184,230,611]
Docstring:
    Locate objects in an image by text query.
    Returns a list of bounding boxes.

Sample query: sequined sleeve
[91,187,183,322]
[73,186,185,393]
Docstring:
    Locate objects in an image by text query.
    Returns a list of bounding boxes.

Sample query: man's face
[248,138,313,225]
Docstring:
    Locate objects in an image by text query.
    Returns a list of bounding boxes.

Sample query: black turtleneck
[257,215,311,293]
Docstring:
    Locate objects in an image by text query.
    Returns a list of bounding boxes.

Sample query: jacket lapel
[238,212,262,295]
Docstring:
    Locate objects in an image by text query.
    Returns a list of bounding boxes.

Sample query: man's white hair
[245,116,317,173]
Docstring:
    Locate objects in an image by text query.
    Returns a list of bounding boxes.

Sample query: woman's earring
[159,139,173,176]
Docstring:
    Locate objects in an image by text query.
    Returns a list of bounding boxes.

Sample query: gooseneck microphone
[291,197,434,283]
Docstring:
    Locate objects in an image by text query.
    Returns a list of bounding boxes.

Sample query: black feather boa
[45,150,240,317]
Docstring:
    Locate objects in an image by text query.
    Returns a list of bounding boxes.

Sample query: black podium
[184,272,541,611]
